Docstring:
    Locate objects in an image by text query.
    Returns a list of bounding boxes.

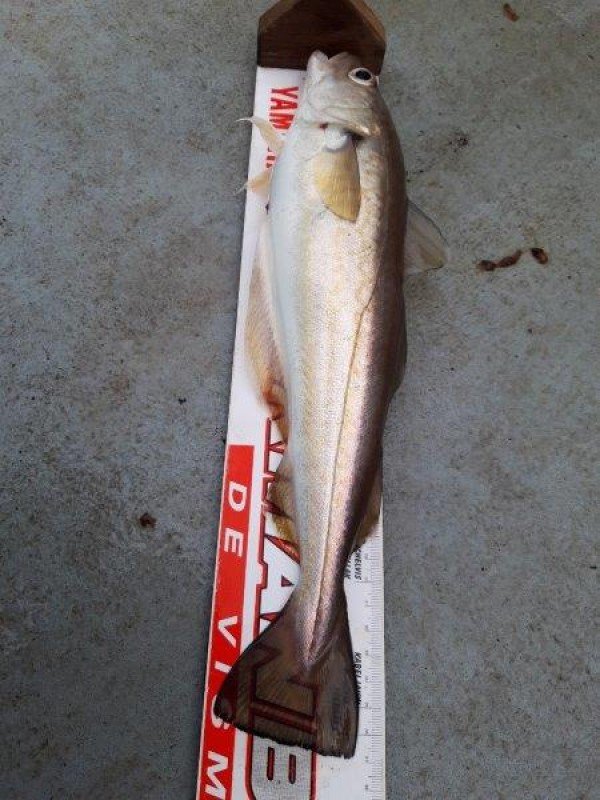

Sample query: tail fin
[214,595,358,758]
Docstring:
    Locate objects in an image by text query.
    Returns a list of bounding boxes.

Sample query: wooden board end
[258,0,386,73]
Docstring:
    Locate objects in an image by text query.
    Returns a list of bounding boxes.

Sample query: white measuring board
[196,67,386,800]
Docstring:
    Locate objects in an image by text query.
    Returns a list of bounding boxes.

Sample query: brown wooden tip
[258,0,386,73]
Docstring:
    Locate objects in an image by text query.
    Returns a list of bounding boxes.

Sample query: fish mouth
[304,95,374,137]
[309,108,374,139]
[322,112,373,138]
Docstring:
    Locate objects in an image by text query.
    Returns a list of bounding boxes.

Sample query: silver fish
[215,51,446,758]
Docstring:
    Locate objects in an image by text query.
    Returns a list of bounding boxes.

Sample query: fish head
[299,51,383,138]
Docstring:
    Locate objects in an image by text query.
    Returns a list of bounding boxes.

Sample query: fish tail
[214,593,358,758]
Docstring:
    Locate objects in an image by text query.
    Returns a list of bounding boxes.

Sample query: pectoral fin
[238,116,284,155]
[405,200,448,276]
[240,167,272,199]
[314,137,361,222]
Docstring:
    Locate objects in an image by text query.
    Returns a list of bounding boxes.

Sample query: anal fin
[266,450,297,545]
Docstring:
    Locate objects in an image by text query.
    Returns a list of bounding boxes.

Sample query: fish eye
[349,67,376,86]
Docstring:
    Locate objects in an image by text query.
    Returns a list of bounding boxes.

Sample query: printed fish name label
[266,85,299,166]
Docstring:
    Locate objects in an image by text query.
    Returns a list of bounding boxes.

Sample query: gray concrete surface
[1,1,598,798]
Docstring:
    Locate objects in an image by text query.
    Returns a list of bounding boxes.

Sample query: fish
[215,51,447,758]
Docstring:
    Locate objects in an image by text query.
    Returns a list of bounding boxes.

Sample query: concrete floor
[1,1,598,798]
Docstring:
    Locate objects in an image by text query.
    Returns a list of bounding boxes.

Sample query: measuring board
[196,3,388,798]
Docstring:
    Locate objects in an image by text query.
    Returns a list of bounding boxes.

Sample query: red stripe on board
[196,445,254,800]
